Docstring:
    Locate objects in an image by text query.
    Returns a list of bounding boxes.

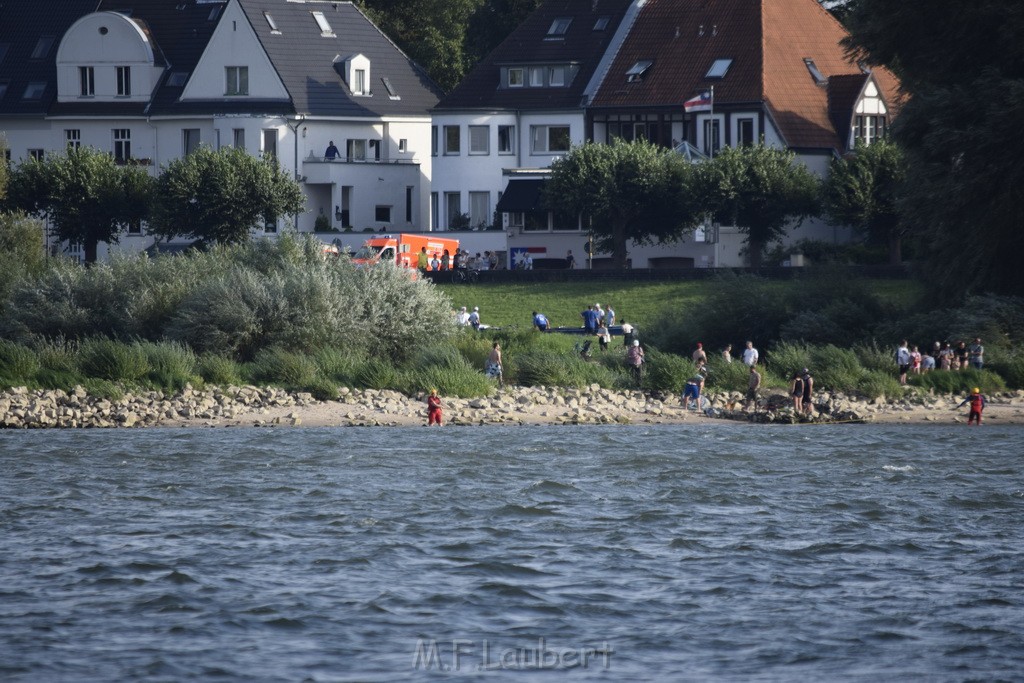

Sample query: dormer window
[508,68,524,87]
[79,67,95,97]
[804,58,827,85]
[547,17,572,37]
[312,11,335,37]
[336,53,371,96]
[626,60,653,82]
[705,59,733,79]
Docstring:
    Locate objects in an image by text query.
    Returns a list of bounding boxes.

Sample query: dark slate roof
[0,0,98,117]
[827,73,868,151]
[590,0,902,152]
[435,0,635,112]
[237,0,442,117]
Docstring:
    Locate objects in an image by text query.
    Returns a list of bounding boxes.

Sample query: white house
[0,0,442,260]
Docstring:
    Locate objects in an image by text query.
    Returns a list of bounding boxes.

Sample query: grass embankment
[0,239,1020,403]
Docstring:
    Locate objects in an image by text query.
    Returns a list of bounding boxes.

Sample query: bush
[196,354,243,386]
[313,347,365,385]
[0,339,40,381]
[79,377,124,401]
[401,364,493,398]
[910,369,1006,395]
[857,371,904,400]
[77,338,149,382]
[305,376,340,401]
[642,348,691,393]
[249,347,318,387]
[357,358,400,390]
[141,341,197,391]
[703,357,752,393]
[985,350,1024,389]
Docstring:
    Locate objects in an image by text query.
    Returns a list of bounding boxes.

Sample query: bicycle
[450,268,480,284]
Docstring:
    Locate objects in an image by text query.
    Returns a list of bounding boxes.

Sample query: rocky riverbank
[1,384,1023,429]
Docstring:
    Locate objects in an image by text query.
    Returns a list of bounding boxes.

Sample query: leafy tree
[822,139,907,264]
[465,0,544,66]
[697,144,821,268]
[0,137,8,203]
[150,146,304,246]
[358,0,480,92]
[544,140,704,268]
[5,146,154,263]
[843,0,1024,295]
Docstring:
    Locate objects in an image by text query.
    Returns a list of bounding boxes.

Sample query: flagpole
[709,85,715,159]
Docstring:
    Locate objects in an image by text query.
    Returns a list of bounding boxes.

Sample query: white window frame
[112,128,131,163]
[469,191,490,230]
[469,125,489,155]
[183,128,201,155]
[444,125,460,155]
[226,66,248,96]
[353,68,366,95]
[497,125,515,154]
[530,125,571,154]
[311,11,335,37]
[262,129,278,159]
[116,66,131,97]
[705,59,733,79]
[79,66,94,97]
[549,66,566,87]
[65,129,81,150]
[508,68,524,87]
[233,128,245,150]
[347,139,367,161]
[529,67,544,87]
[547,17,572,36]
[398,138,408,153]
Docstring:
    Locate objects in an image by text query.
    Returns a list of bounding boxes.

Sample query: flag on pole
[684,90,713,113]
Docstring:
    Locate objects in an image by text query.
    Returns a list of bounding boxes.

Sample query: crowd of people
[418,247,500,272]
[895,338,984,385]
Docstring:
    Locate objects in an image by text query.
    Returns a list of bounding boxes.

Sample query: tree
[0,137,8,204]
[544,140,704,268]
[843,0,1024,295]
[358,0,480,92]
[697,144,821,268]
[465,0,544,66]
[150,146,305,246]
[5,146,154,263]
[822,139,907,264]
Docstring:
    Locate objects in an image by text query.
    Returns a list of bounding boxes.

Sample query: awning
[496,179,545,213]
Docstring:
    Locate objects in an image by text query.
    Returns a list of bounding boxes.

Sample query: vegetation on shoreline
[0,236,1020,401]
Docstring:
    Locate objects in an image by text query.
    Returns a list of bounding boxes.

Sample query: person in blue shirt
[580,305,599,333]
[532,311,550,331]
[324,140,340,160]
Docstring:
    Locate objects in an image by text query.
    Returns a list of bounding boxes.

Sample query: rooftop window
[626,60,653,82]
[23,81,46,100]
[167,71,189,87]
[312,11,335,37]
[593,16,610,31]
[264,11,279,32]
[804,58,827,85]
[0,81,9,100]
[30,36,55,60]
[208,6,222,21]
[547,17,572,37]
[705,58,733,79]
[381,76,399,100]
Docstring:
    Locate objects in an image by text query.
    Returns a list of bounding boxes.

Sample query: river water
[1,425,1022,681]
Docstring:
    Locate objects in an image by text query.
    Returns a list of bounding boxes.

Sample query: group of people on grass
[895,338,984,385]
[419,247,499,272]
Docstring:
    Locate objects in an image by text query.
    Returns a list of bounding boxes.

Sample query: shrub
[197,354,243,386]
[313,347,365,385]
[766,342,812,381]
[642,349,691,393]
[250,347,318,387]
[857,371,904,399]
[141,341,197,391]
[703,357,752,393]
[985,350,1024,389]
[356,358,400,390]
[0,339,40,381]
[77,338,149,382]
[305,376,340,401]
[910,369,1006,395]
[401,364,493,398]
[79,377,124,401]
[853,341,896,375]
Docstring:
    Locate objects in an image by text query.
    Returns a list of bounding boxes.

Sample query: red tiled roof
[591,0,902,151]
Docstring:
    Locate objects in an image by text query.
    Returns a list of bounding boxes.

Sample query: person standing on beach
[969,337,985,370]
[596,321,610,352]
[682,372,704,411]
[746,365,761,411]
[581,305,599,334]
[604,304,615,327]
[626,340,645,386]
[722,344,733,363]
[790,371,805,413]
[427,389,443,426]
[801,368,814,415]
[957,388,986,425]
[692,343,707,365]
[896,340,911,385]
[621,320,634,347]
[485,342,503,388]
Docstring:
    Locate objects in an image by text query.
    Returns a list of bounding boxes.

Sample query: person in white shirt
[896,340,912,385]
[742,341,759,366]
[604,304,615,327]
[455,306,470,326]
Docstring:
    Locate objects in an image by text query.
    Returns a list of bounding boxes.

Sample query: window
[113,128,131,163]
[702,119,721,156]
[264,215,277,233]
[79,67,95,96]
[117,66,131,96]
[398,138,408,153]
[469,125,489,154]
[30,36,55,60]
[593,16,610,31]
[23,82,46,100]
[444,192,462,229]
[469,192,490,230]
[508,68,524,87]
[405,186,414,222]
[368,139,381,161]
[547,17,572,37]
[226,66,248,96]
[126,218,142,235]
[804,58,827,86]
[208,6,223,22]
[311,11,335,36]
[233,128,245,149]
[264,11,280,33]
[531,125,570,154]
[346,139,366,161]
[167,71,188,87]
[431,126,438,156]
[0,43,9,66]
[529,67,544,87]
[549,66,566,87]
[498,125,515,154]
[262,129,277,159]
[737,118,755,146]
[0,81,8,100]
[626,60,652,82]
[444,125,460,155]
[375,205,392,223]
[854,115,887,145]
[28,149,44,161]
[381,76,399,100]
[65,129,81,150]
[352,68,366,95]
[705,59,733,79]
[183,128,201,155]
